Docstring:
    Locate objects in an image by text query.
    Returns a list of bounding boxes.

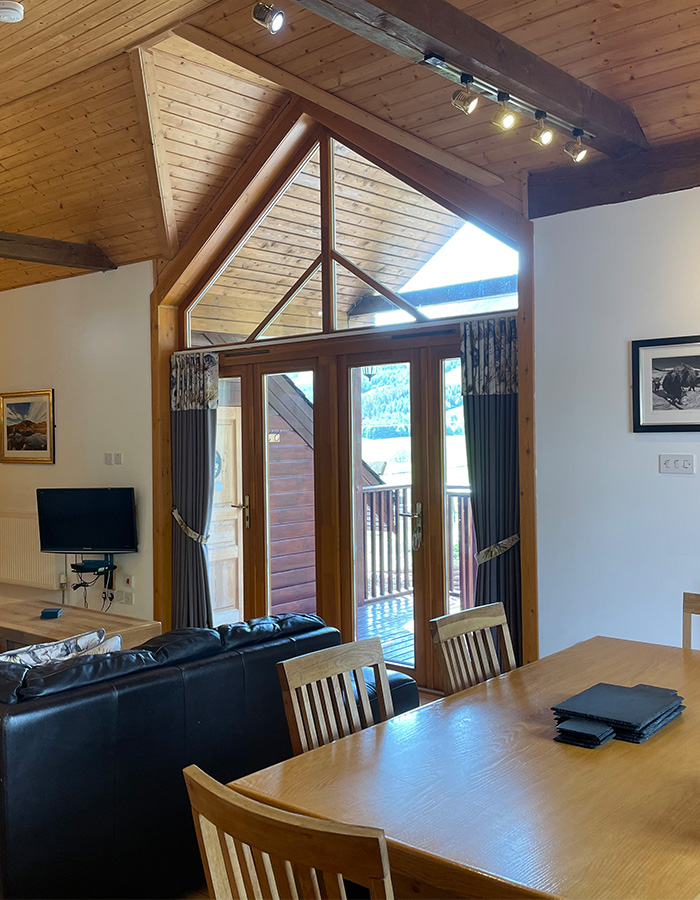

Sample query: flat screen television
[37,488,138,554]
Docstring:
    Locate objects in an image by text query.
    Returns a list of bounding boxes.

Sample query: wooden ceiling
[0,0,697,293]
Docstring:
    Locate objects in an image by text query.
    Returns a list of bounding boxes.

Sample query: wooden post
[517,217,539,663]
[151,295,179,630]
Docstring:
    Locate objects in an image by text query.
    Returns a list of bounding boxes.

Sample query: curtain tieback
[172,507,209,545]
[475,533,520,565]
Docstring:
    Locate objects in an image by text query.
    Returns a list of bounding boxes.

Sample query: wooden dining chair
[277,637,395,755]
[682,592,700,648]
[430,602,517,695]
[184,765,394,900]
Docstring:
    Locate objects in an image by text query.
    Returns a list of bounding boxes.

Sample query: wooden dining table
[231,637,700,900]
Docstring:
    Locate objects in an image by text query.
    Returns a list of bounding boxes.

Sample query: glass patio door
[350,360,417,668]
[339,348,430,682]
[217,325,475,688]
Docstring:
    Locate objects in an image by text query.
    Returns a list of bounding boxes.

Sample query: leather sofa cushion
[0,662,30,704]
[364,668,420,718]
[18,649,159,700]
[137,628,223,664]
[219,613,326,650]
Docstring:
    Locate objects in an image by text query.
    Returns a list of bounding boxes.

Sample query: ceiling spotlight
[451,74,479,116]
[452,88,478,116]
[530,111,555,147]
[0,1,24,22]
[491,91,517,131]
[564,128,588,163]
[251,2,285,33]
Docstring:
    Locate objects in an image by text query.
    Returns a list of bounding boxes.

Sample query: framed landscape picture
[0,390,55,463]
[632,336,700,432]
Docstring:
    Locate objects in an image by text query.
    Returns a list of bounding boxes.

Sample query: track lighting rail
[422,54,596,142]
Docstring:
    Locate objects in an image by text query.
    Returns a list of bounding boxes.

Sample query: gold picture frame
[0,390,55,464]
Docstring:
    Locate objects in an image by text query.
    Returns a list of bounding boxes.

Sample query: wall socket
[659,454,695,474]
[104,451,123,465]
[115,590,134,605]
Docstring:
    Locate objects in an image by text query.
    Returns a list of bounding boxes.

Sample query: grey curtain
[170,351,219,629]
[461,316,522,664]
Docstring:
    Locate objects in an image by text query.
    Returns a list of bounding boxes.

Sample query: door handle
[399,501,423,551]
[231,495,250,530]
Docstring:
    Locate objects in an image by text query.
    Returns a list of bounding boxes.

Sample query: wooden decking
[357,594,415,667]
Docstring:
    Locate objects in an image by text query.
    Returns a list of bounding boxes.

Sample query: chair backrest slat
[184,766,394,900]
[278,638,395,756]
[430,603,517,695]
[682,592,700,649]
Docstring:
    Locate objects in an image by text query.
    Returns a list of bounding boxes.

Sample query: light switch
[659,454,695,474]
[104,452,113,465]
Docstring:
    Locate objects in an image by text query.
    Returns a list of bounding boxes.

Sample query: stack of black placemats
[552,683,685,748]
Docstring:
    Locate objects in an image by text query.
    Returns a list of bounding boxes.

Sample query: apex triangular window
[187,134,517,348]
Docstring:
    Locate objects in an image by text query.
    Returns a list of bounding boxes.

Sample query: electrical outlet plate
[104,452,113,465]
[123,590,134,605]
[114,452,123,465]
[659,454,695,474]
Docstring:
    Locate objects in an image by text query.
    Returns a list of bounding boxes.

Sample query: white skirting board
[0,512,57,590]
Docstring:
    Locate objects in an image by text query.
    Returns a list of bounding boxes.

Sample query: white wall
[535,187,700,657]
[0,262,155,620]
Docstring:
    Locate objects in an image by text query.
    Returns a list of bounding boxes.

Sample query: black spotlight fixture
[530,111,555,147]
[451,74,479,116]
[564,128,588,163]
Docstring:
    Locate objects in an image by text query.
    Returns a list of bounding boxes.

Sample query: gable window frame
[151,104,537,669]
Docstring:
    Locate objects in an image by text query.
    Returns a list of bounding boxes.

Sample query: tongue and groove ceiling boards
[0,0,697,292]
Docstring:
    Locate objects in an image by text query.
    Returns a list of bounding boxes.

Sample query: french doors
[214,323,475,689]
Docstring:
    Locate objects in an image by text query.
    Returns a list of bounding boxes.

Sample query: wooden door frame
[151,107,538,662]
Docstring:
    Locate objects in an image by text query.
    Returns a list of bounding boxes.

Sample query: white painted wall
[0,262,154,620]
[535,187,700,657]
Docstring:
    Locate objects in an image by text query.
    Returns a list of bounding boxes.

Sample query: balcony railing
[360,484,477,610]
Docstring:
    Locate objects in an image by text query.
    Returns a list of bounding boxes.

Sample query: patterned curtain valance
[461,316,518,397]
[171,351,219,412]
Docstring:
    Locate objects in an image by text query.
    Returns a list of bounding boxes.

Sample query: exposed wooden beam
[129,48,179,260]
[154,99,317,309]
[528,139,700,219]
[290,0,648,159]
[0,232,116,271]
[171,24,503,189]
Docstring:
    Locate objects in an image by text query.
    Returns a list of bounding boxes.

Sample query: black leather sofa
[0,614,419,900]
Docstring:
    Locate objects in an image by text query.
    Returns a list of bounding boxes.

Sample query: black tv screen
[37,488,138,554]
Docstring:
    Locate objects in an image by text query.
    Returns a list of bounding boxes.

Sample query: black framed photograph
[632,336,700,432]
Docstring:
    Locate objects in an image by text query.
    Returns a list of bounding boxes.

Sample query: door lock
[399,500,423,550]
[231,495,250,529]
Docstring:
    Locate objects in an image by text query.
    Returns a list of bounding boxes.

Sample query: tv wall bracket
[70,554,116,589]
